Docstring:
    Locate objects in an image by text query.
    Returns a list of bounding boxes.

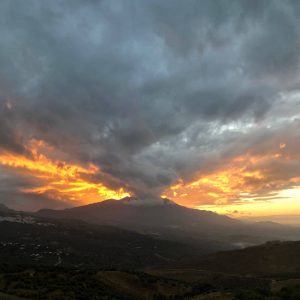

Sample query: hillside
[37,197,239,230]
[1,208,300,299]
[0,210,211,270]
[176,240,300,276]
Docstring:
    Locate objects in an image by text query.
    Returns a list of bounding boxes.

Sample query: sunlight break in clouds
[0,139,130,205]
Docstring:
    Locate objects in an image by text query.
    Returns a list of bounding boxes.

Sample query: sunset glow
[163,148,300,216]
[0,139,130,204]
[195,188,300,225]
[1,136,300,216]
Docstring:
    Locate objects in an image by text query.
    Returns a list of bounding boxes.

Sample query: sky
[0,0,300,219]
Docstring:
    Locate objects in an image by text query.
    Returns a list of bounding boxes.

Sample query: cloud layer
[1,0,300,209]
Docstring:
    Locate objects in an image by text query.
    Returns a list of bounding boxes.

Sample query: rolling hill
[176,240,300,276]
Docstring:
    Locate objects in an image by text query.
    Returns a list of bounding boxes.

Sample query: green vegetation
[1,264,300,300]
[0,265,217,299]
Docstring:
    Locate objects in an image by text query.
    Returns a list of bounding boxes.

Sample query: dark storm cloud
[1,0,300,207]
[0,92,26,154]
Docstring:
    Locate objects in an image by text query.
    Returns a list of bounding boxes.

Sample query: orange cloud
[163,146,300,208]
[0,139,130,204]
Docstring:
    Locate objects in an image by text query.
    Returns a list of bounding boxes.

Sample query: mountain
[37,197,239,232]
[0,203,12,213]
[37,197,300,247]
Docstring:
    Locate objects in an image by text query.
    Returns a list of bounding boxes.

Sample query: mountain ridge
[37,197,240,230]
[36,197,300,246]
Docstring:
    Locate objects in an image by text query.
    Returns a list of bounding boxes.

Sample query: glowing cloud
[163,147,300,208]
[0,139,130,204]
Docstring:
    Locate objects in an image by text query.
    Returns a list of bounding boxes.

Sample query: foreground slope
[2,240,300,299]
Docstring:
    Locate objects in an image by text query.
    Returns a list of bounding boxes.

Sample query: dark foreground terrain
[0,204,300,299]
[0,262,300,300]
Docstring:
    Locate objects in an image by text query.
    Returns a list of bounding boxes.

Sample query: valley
[0,199,300,299]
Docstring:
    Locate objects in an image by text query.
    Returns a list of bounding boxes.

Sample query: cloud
[0,0,300,209]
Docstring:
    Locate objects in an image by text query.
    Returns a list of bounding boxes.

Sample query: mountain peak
[0,203,12,212]
[119,196,178,206]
